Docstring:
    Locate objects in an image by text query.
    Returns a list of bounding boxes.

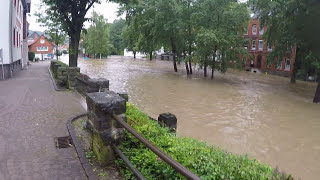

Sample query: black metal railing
[111,114,201,180]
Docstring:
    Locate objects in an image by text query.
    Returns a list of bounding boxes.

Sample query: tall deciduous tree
[193,0,250,78]
[250,0,320,103]
[41,0,99,67]
[35,6,66,60]
[109,19,126,55]
[84,11,111,59]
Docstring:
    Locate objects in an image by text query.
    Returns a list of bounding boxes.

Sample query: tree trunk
[291,46,301,83]
[170,37,178,72]
[313,72,320,103]
[184,52,189,75]
[56,30,59,61]
[204,62,207,77]
[188,45,192,74]
[100,54,101,59]
[211,47,217,79]
[133,51,136,59]
[69,32,81,67]
[150,51,152,61]
[56,45,59,61]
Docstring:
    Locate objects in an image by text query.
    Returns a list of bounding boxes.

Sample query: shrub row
[115,103,293,180]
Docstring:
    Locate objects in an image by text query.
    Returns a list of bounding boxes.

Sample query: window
[252,25,257,35]
[285,59,291,71]
[277,61,283,70]
[259,27,264,35]
[13,29,16,47]
[287,45,292,53]
[258,40,263,50]
[16,31,18,47]
[40,39,45,44]
[251,40,256,50]
[267,44,272,51]
[37,46,49,52]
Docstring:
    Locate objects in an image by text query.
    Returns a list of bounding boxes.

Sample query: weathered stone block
[158,113,177,133]
[86,91,126,131]
[117,92,129,102]
[87,78,109,92]
[113,113,127,128]
[100,128,125,145]
[92,132,114,165]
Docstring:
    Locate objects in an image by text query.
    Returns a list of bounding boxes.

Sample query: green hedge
[56,60,68,67]
[116,103,293,180]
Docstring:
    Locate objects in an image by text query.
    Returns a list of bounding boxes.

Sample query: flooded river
[63,55,319,179]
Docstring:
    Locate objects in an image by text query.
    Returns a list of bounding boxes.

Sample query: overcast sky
[29,0,124,32]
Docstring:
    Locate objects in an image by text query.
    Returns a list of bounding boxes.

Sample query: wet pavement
[0,61,86,180]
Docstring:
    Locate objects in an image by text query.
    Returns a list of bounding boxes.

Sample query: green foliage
[115,103,291,180]
[250,0,320,74]
[28,51,35,61]
[109,19,126,55]
[83,11,112,58]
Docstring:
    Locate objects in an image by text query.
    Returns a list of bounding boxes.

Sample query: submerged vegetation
[116,103,293,180]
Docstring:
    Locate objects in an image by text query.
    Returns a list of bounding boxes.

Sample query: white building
[0,0,31,79]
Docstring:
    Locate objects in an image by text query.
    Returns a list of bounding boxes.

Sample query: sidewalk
[0,61,87,179]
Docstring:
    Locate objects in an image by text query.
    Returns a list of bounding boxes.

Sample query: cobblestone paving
[0,62,87,180]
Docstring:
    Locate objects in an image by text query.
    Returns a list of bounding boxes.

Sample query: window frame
[285,59,291,71]
[13,29,16,47]
[40,39,45,44]
[252,25,257,35]
[251,40,256,50]
[258,40,263,51]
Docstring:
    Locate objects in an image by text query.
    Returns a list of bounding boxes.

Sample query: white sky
[29,0,125,32]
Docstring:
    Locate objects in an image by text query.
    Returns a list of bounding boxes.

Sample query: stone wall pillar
[57,67,68,87]
[86,91,126,164]
[68,67,80,89]
[158,113,177,133]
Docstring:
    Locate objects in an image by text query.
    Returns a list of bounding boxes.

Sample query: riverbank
[61,55,319,179]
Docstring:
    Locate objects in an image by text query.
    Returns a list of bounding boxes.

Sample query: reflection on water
[64,55,319,180]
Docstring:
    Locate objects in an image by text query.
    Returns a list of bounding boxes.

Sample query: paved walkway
[0,62,87,180]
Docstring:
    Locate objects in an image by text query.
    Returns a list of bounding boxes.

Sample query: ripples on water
[62,55,319,180]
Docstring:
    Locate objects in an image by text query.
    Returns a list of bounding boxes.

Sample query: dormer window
[40,39,45,44]
[252,25,257,35]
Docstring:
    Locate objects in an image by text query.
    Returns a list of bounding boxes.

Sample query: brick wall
[28,34,54,55]
[244,18,296,74]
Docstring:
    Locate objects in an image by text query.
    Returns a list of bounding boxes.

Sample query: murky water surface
[62,55,319,179]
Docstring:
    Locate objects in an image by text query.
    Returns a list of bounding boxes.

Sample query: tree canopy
[250,0,320,102]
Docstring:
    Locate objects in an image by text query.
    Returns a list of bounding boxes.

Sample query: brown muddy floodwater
[62,55,319,179]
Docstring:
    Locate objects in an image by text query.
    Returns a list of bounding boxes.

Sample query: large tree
[192,0,250,78]
[109,19,126,55]
[250,0,320,103]
[41,0,99,67]
[35,5,66,60]
[84,11,111,59]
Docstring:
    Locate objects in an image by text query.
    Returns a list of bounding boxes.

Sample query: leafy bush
[116,103,293,180]
[28,51,35,61]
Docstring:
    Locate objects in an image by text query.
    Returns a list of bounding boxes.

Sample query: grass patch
[115,103,293,180]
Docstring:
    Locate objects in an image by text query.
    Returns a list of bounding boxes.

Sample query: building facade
[28,33,55,60]
[0,0,31,79]
[244,17,296,76]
